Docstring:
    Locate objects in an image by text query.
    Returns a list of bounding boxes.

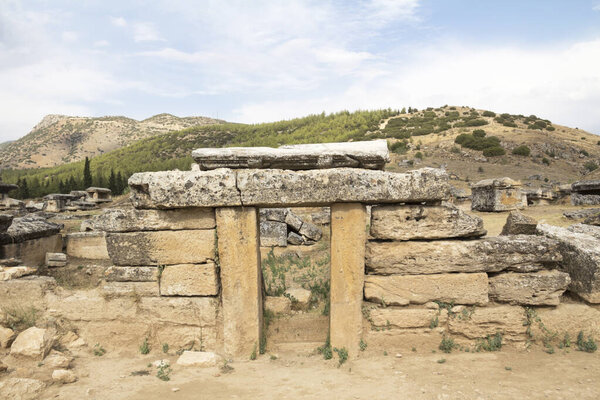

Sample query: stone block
[366,235,561,275]
[0,214,13,232]
[101,282,159,297]
[535,303,600,339]
[216,207,262,357]
[330,203,366,357]
[129,168,451,208]
[567,223,600,240]
[284,287,312,310]
[264,296,291,315]
[500,211,538,235]
[104,266,158,282]
[571,193,600,206]
[369,307,448,329]
[448,305,527,340]
[191,140,390,170]
[52,369,77,384]
[287,231,304,245]
[298,220,322,241]
[159,262,219,296]
[471,177,526,212]
[259,221,287,247]
[0,276,56,309]
[106,230,215,266]
[65,232,110,260]
[370,203,485,240]
[364,273,488,306]
[0,215,62,244]
[0,266,36,281]
[259,208,287,222]
[285,209,304,231]
[89,208,216,232]
[10,327,54,359]
[488,270,570,306]
[1,234,62,267]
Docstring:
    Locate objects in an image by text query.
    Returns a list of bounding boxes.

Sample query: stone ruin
[571,179,600,206]
[259,208,323,247]
[1,138,600,385]
[40,187,113,213]
[0,182,24,214]
[470,177,527,212]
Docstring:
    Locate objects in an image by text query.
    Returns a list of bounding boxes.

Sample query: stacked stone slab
[471,177,526,212]
[259,208,322,247]
[571,180,600,206]
[0,216,62,266]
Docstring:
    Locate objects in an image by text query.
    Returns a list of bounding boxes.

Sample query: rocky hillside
[0,113,223,169]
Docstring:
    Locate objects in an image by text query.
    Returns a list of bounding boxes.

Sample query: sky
[1,0,600,141]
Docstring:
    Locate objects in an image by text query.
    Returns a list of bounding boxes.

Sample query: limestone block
[44,350,73,368]
[0,215,62,244]
[366,235,561,275]
[567,223,600,240]
[101,282,159,297]
[104,266,158,282]
[0,326,15,348]
[500,211,538,235]
[1,234,63,267]
[191,140,390,170]
[176,351,222,367]
[216,207,262,357]
[0,378,45,400]
[138,297,218,326]
[284,287,312,310]
[106,230,215,266]
[330,203,366,357]
[471,177,526,212]
[448,305,527,341]
[264,296,291,315]
[259,208,287,222]
[159,262,219,296]
[0,266,36,281]
[45,252,67,267]
[129,168,451,208]
[287,231,304,245]
[537,224,600,303]
[66,232,110,260]
[10,327,55,359]
[571,193,600,206]
[52,369,77,384]
[488,270,570,306]
[0,276,56,309]
[370,203,485,240]
[259,221,287,247]
[571,179,600,193]
[298,220,322,241]
[89,208,216,232]
[285,210,303,231]
[364,273,488,306]
[369,307,449,329]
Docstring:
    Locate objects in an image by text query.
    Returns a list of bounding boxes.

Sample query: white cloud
[593,3,600,11]
[110,16,127,27]
[61,31,78,42]
[132,22,164,42]
[93,40,110,47]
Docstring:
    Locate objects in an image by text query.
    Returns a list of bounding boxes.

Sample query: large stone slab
[106,230,215,266]
[448,305,527,341]
[330,204,366,357]
[216,207,262,357]
[159,262,219,296]
[0,215,62,245]
[370,203,485,240]
[129,168,450,208]
[364,273,488,306]
[571,180,600,193]
[1,234,63,267]
[571,193,600,206]
[87,208,216,232]
[192,140,390,170]
[537,223,600,303]
[369,307,448,329]
[366,235,561,275]
[488,270,570,306]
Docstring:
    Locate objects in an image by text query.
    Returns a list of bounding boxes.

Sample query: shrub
[580,149,589,157]
[585,161,598,172]
[439,336,455,353]
[415,152,423,159]
[577,331,597,353]
[472,129,486,138]
[2,305,38,332]
[334,347,348,366]
[483,146,506,157]
[547,126,555,131]
[450,146,461,154]
[458,118,488,127]
[139,337,150,355]
[542,157,550,165]
[482,111,496,117]
[389,140,408,154]
[477,333,503,351]
[156,362,172,381]
[512,145,531,156]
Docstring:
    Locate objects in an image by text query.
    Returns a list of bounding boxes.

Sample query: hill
[2,107,599,200]
[0,113,223,169]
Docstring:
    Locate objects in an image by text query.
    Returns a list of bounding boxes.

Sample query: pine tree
[108,169,117,193]
[58,180,66,194]
[83,157,92,188]
[19,178,30,199]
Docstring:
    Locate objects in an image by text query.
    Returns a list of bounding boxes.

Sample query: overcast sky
[1,0,600,141]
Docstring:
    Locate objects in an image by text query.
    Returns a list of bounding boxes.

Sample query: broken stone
[285,288,312,310]
[264,296,292,315]
[159,262,219,296]
[567,223,600,240]
[129,168,451,208]
[176,351,222,367]
[104,266,158,282]
[259,208,287,223]
[105,230,215,266]
[287,231,304,245]
[364,273,488,306]
[366,235,561,275]
[537,223,600,303]
[298,220,322,241]
[0,214,13,232]
[0,378,45,400]
[500,211,538,235]
[45,252,67,268]
[87,208,216,232]
[259,221,287,247]
[369,307,448,329]
[370,203,485,240]
[0,266,37,281]
[191,140,390,170]
[52,369,77,384]
[563,208,600,220]
[471,177,526,212]
[44,350,73,369]
[0,258,21,267]
[584,212,600,226]
[284,209,304,231]
[488,270,570,306]
[0,326,15,348]
[448,305,527,341]
[10,327,54,360]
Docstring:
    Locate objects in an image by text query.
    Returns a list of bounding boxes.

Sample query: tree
[108,169,117,193]
[83,157,92,188]
[19,178,30,199]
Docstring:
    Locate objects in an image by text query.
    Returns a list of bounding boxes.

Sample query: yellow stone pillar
[330,203,367,358]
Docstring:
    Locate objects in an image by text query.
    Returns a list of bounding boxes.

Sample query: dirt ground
[38,345,600,400]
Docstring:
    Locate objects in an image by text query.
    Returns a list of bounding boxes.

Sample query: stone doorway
[259,206,331,354]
